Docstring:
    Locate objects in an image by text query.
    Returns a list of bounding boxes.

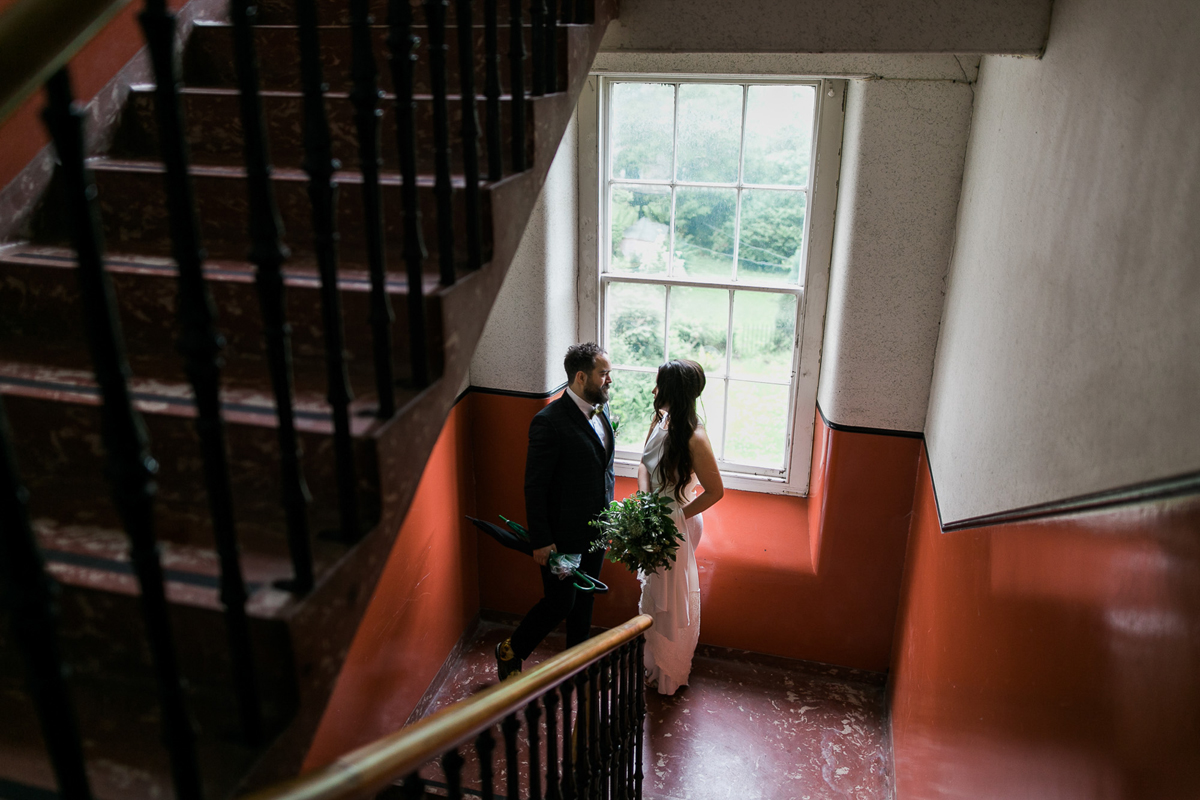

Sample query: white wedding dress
[638,413,703,695]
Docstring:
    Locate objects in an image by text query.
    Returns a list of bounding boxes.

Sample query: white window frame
[578,74,846,496]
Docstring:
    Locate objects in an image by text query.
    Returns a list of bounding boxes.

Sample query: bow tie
[588,404,604,419]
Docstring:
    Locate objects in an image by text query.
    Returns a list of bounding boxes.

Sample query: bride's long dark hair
[651,359,706,502]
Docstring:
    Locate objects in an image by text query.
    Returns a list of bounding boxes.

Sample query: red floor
[415,618,893,800]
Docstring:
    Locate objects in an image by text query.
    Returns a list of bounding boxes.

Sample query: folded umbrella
[467,515,608,594]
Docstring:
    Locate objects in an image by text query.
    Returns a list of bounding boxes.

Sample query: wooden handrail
[244,614,653,800]
[0,0,134,125]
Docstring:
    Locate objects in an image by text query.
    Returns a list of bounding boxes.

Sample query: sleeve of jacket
[524,413,559,549]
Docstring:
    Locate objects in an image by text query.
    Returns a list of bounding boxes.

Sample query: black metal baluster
[502,711,521,800]
[634,638,645,800]
[349,0,397,419]
[442,747,466,800]
[588,662,601,800]
[385,0,431,388]
[483,0,502,180]
[229,0,314,592]
[624,642,633,800]
[476,727,497,800]
[139,0,263,745]
[0,397,93,800]
[561,677,576,800]
[544,0,557,92]
[294,0,360,543]
[42,68,203,800]
[508,0,526,171]
[424,0,457,286]
[599,655,612,800]
[575,669,591,797]
[399,771,426,799]
[525,699,544,800]
[454,0,484,270]
[545,689,562,800]
[530,0,545,96]
[613,647,625,800]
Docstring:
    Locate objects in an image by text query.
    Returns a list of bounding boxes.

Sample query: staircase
[0,0,614,796]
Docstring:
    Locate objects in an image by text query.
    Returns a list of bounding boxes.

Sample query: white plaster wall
[469,113,579,394]
[601,0,1051,55]
[925,0,1200,523]
[592,52,981,82]
[817,78,974,432]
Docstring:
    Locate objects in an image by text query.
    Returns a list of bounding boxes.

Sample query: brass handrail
[244,614,653,800]
[0,0,134,125]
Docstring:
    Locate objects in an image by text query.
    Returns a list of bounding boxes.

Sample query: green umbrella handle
[571,569,608,593]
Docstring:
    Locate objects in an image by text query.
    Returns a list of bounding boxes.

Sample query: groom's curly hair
[564,342,605,383]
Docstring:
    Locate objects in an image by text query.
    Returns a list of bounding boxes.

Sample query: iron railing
[0,0,576,797]
[243,615,652,800]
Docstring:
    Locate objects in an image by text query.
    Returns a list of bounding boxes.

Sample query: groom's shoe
[495,638,522,681]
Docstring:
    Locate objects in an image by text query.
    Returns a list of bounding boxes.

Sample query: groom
[496,342,616,679]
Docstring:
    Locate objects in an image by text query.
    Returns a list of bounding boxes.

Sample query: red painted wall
[302,402,480,771]
[0,0,186,191]
[889,451,1200,799]
[471,391,921,672]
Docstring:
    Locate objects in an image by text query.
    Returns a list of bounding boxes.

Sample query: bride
[637,359,724,694]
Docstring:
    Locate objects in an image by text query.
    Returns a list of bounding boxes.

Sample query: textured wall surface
[469,113,579,394]
[818,79,973,433]
[925,0,1200,523]
[600,0,1051,55]
[890,453,1200,799]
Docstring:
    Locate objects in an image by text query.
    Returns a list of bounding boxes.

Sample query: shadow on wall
[469,390,922,672]
[889,451,1200,798]
[302,402,480,772]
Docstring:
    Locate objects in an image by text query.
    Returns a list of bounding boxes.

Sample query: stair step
[0,244,443,396]
[0,362,383,554]
[112,85,532,175]
[251,0,535,28]
[183,21,566,96]
[28,158,494,268]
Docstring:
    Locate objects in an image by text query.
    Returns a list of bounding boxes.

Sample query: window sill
[613,457,809,497]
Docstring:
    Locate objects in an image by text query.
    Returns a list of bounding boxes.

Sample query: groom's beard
[583,382,609,406]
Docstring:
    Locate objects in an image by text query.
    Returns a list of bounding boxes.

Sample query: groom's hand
[533,544,555,566]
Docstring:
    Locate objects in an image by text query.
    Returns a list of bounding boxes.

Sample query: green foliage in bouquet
[589,491,684,575]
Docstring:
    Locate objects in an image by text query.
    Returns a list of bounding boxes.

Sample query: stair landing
[412,618,894,800]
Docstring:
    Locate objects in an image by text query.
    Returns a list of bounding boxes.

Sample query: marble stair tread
[0,243,447,395]
[29,158,494,267]
[182,20,561,96]
[0,674,266,800]
[114,84,531,175]
[29,518,322,620]
[0,361,384,552]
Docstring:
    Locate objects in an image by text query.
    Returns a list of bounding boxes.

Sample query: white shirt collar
[565,386,599,418]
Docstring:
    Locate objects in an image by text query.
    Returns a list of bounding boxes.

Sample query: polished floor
[415,618,893,800]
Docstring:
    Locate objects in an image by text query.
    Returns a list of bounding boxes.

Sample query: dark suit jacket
[524,394,616,554]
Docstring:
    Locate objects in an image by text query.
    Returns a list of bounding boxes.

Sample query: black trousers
[510,548,606,661]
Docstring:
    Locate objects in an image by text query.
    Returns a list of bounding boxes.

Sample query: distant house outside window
[591,76,845,494]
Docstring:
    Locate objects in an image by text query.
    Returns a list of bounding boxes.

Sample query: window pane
[676,84,743,184]
[731,291,797,381]
[737,189,806,285]
[609,184,670,275]
[607,282,665,368]
[673,187,735,280]
[725,381,790,468]
[743,85,815,187]
[609,369,657,445]
[668,286,728,376]
[698,377,726,461]
[610,82,674,181]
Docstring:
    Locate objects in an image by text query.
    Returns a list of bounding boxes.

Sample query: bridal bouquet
[590,492,683,575]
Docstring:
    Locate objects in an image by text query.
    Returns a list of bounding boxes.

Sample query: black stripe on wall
[455,382,567,405]
[815,402,924,440]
